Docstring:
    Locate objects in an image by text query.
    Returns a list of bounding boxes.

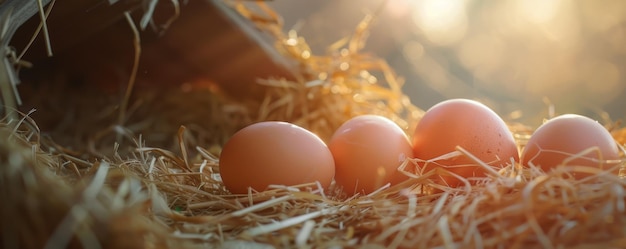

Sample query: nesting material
[2,1,626,248]
[0,115,176,249]
[232,1,422,141]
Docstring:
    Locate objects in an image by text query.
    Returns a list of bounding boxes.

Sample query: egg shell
[412,99,519,187]
[219,121,335,194]
[521,114,620,178]
[329,115,413,195]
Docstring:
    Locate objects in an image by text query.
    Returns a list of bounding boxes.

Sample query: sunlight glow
[516,0,562,24]
[411,0,468,45]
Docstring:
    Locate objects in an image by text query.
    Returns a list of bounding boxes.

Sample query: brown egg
[521,114,620,178]
[219,121,335,194]
[329,115,413,195]
[412,99,519,187]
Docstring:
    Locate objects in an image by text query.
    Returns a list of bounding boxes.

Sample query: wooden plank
[13,0,296,101]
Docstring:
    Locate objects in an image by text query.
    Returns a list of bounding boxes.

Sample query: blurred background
[267,0,626,127]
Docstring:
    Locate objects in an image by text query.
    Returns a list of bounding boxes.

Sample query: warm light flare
[515,0,562,24]
[411,0,468,45]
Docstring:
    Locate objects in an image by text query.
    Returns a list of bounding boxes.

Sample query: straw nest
[2,1,626,248]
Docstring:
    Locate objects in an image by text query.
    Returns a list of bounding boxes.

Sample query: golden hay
[2,1,626,249]
[0,115,176,249]
[3,110,626,248]
[231,0,422,141]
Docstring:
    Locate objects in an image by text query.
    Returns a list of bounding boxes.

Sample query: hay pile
[2,1,626,248]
